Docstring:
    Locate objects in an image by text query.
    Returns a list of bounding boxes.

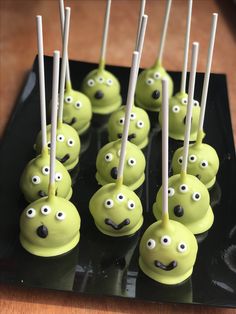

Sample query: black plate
[0,56,236,308]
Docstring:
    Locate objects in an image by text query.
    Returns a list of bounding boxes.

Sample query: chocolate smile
[154,260,177,271]
[38,190,47,197]
[183,116,192,125]
[117,133,136,141]
[57,154,70,164]
[65,117,77,126]
[196,174,201,179]
[105,218,130,230]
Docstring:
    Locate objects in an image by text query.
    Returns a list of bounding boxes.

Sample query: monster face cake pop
[20,51,81,257]
[20,16,72,203]
[81,0,122,115]
[90,51,143,237]
[139,78,198,285]
[135,0,173,112]
[172,14,219,188]
[153,43,214,235]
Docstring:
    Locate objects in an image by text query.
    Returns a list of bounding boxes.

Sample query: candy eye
[87,79,95,87]
[146,78,154,85]
[177,242,187,253]
[107,78,113,86]
[65,96,73,103]
[56,211,66,221]
[127,200,135,210]
[55,172,63,181]
[42,166,50,175]
[136,120,144,128]
[146,239,156,249]
[26,208,36,218]
[160,235,171,246]
[193,100,199,107]
[128,158,136,166]
[97,76,104,83]
[117,193,125,201]
[181,98,188,105]
[67,138,75,147]
[119,117,125,125]
[32,176,41,185]
[178,156,183,165]
[104,153,113,162]
[168,188,175,197]
[47,141,51,149]
[179,184,188,193]
[200,160,208,168]
[172,105,180,113]
[130,112,136,120]
[189,154,197,163]
[57,134,65,142]
[104,199,114,208]
[153,72,161,80]
[41,205,51,215]
[192,192,201,201]
[74,101,82,109]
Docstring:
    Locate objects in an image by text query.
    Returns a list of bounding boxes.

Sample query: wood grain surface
[0,0,236,313]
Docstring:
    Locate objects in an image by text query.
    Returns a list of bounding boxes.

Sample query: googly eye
[178,156,183,165]
[160,235,171,246]
[177,242,187,253]
[130,112,136,120]
[67,138,75,147]
[104,199,114,208]
[117,193,125,201]
[146,239,156,249]
[200,160,208,168]
[127,200,135,210]
[55,172,63,182]
[181,98,188,105]
[42,166,50,175]
[56,211,66,221]
[32,176,41,185]
[119,117,125,125]
[65,96,73,103]
[146,78,154,85]
[168,188,175,197]
[41,205,51,215]
[128,158,136,166]
[87,79,95,87]
[97,76,104,83]
[26,208,36,218]
[172,105,180,113]
[179,184,188,193]
[107,78,113,86]
[104,153,113,162]
[47,141,51,149]
[189,154,197,163]
[57,134,65,142]
[136,120,144,128]
[193,100,199,107]
[153,72,161,80]
[74,101,82,109]
[192,192,201,201]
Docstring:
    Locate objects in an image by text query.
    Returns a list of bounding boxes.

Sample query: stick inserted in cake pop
[136,14,148,66]
[135,0,146,50]
[99,0,111,72]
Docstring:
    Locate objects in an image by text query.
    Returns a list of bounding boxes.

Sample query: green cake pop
[135,0,173,112]
[139,77,198,285]
[81,0,122,115]
[172,14,219,188]
[20,51,81,257]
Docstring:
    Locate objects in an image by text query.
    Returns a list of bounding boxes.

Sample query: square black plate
[0,56,236,308]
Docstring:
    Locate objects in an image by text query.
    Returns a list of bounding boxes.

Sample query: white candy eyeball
[74,101,82,109]
[107,78,113,86]
[97,76,104,83]
[127,200,135,210]
[127,158,136,166]
[160,235,171,246]
[117,193,125,201]
[104,199,114,208]
[172,105,180,113]
[42,166,50,176]
[192,192,201,201]
[65,95,73,104]
[146,78,154,85]
[119,117,125,125]
[47,141,51,149]
[178,156,183,165]
[200,160,208,168]
[32,175,41,185]
[136,120,144,129]
[181,98,188,105]
[57,134,65,142]
[193,100,199,107]
[153,72,161,80]
[87,79,95,87]
[177,242,187,253]
[26,208,36,218]
[104,153,113,162]
[67,138,75,147]
[130,112,136,120]
[56,211,66,221]
[41,205,51,215]
[179,184,188,193]
[55,172,63,181]
[189,154,197,163]
[146,239,156,250]
[168,188,175,197]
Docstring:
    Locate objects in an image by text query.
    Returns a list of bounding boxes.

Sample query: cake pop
[159,0,200,141]
[35,8,81,171]
[90,52,143,237]
[20,16,72,203]
[172,14,219,188]
[139,78,198,285]
[81,0,122,115]
[153,43,214,235]
[135,0,173,112]
[20,51,81,257]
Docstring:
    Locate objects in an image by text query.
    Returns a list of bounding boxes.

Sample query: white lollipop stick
[198,13,218,133]
[49,51,60,188]
[156,0,172,65]
[36,16,47,151]
[135,0,146,50]
[58,7,71,124]
[136,15,148,68]
[99,0,111,71]
[180,0,193,94]
[181,42,199,175]
[117,51,139,181]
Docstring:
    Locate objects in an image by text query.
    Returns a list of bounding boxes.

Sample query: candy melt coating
[172,142,219,189]
[20,195,81,257]
[81,69,122,115]
[35,123,80,171]
[135,65,173,112]
[89,183,143,237]
[153,174,214,234]
[20,153,72,203]
[107,105,150,149]
[139,219,198,285]
[96,140,146,191]
[159,92,200,141]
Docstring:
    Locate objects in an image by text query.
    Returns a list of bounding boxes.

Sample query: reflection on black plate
[0,56,236,308]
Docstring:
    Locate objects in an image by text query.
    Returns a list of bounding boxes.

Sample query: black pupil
[28,210,32,215]
[106,155,109,159]
[130,203,134,207]
[179,159,182,163]
[164,238,168,243]
[45,168,48,172]
[131,160,134,164]
[202,162,206,166]
[33,178,37,182]
[181,186,186,190]
[120,119,123,123]
[180,244,185,249]
[107,201,111,205]
[58,212,63,217]
[44,208,48,212]
[148,241,152,246]
[70,141,73,144]
[119,195,123,199]
[191,157,194,160]
[195,194,200,199]
[77,103,80,107]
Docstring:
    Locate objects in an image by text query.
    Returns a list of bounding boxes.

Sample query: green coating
[153,174,214,234]
[135,64,173,112]
[89,183,143,237]
[139,219,198,285]
[107,105,150,149]
[96,139,146,191]
[20,195,81,257]
[81,69,122,115]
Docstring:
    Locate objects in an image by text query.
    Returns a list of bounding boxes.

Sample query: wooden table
[0,0,235,313]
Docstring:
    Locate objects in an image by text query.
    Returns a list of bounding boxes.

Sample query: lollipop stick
[117,51,139,183]
[135,0,146,50]
[136,15,148,68]
[181,42,199,176]
[99,0,111,72]
[36,16,47,152]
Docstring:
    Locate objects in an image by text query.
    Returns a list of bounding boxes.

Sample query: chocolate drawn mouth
[154,260,177,271]
[183,116,192,125]
[38,190,47,197]
[105,218,130,230]
[65,117,77,126]
[196,174,201,180]
[117,133,136,141]
[57,154,70,164]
